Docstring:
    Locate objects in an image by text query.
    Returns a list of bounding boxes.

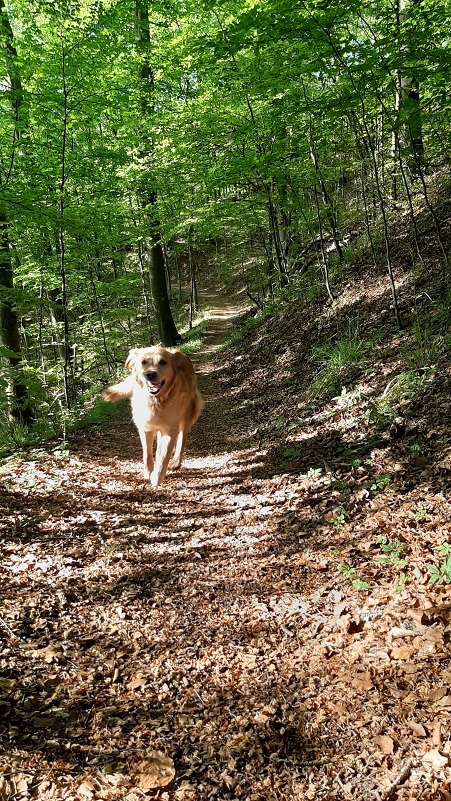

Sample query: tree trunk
[0,0,33,424]
[0,210,34,424]
[397,0,425,171]
[135,0,180,346]
[147,239,180,344]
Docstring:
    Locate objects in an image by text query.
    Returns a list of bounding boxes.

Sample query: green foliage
[339,564,369,591]
[306,466,323,479]
[434,288,451,331]
[309,324,371,399]
[220,314,260,350]
[400,320,440,371]
[72,397,127,431]
[332,508,346,530]
[2,0,451,438]
[283,445,302,459]
[368,369,434,430]
[375,535,409,591]
[370,473,392,492]
[428,543,451,585]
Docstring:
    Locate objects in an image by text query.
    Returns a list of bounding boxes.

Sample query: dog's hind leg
[169,430,184,470]
[169,428,189,470]
[151,432,177,487]
[139,429,155,479]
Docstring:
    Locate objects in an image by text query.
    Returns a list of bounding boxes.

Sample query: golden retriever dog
[102,347,203,487]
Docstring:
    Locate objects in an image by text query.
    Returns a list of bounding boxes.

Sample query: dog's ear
[171,349,195,379]
[125,348,139,370]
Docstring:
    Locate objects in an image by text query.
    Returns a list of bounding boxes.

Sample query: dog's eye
[159,359,167,366]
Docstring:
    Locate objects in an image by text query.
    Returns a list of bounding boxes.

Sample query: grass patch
[309,322,372,399]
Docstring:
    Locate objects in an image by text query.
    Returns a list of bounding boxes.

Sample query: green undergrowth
[309,322,372,399]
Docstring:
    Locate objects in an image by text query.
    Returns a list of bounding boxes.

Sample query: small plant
[370,473,392,492]
[434,288,451,331]
[376,535,407,566]
[333,479,349,490]
[368,369,434,432]
[400,320,439,371]
[306,466,322,479]
[375,535,409,590]
[310,331,371,398]
[410,442,421,458]
[332,508,346,530]
[283,445,302,459]
[339,564,369,591]
[427,543,451,585]
[309,322,371,399]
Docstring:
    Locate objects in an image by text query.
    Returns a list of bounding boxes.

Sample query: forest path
[2,290,450,801]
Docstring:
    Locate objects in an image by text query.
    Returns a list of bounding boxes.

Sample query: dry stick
[378,758,414,800]
[0,616,21,640]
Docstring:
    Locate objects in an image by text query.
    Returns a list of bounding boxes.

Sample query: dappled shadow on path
[2,275,451,800]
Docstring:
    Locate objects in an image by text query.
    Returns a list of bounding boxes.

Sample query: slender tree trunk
[0,210,34,423]
[311,185,334,302]
[0,0,33,424]
[397,0,425,171]
[302,80,343,261]
[58,36,72,409]
[317,23,402,327]
[135,0,180,346]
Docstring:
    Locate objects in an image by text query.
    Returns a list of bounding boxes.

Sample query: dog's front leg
[139,429,155,479]
[150,432,177,488]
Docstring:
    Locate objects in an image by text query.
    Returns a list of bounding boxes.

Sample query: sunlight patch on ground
[182,453,232,470]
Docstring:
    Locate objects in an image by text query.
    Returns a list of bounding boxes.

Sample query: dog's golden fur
[103,346,203,487]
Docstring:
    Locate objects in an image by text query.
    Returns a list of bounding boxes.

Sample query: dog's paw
[168,458,182,470]
[149,470,161,488]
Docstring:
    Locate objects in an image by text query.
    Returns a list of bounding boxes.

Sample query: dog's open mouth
[146,379,165,395]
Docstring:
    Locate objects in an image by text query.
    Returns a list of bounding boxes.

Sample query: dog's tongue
[146,380,164,395]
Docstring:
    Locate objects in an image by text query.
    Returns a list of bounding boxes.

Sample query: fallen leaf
[133,751,175,790]
[436,695,451,708]
[78,780,95,799]
[408,721,426,738]
[421,749,449,769]
[374,735,394,754]
[430,687,447,702]
[351,671,373,691]
[390,645,415,660]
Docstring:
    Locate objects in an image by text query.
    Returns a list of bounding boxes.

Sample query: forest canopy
[0,0,450,441]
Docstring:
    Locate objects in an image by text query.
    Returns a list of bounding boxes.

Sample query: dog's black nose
[146,371,158,382]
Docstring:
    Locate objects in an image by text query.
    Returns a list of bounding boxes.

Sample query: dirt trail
[1,294,450,801]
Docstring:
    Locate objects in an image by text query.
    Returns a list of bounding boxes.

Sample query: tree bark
[397,0,425,170]
[135,0,180,346]
[0,0,33,424]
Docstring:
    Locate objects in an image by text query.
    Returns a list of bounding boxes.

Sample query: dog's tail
[102,375,134,402]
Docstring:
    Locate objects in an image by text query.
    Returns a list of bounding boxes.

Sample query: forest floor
[1,260,451,800]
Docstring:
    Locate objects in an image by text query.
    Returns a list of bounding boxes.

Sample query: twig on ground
[0,616,21,640]
[379,758,414,800]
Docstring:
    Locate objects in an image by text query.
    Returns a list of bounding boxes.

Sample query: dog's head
[125,346,193,397]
